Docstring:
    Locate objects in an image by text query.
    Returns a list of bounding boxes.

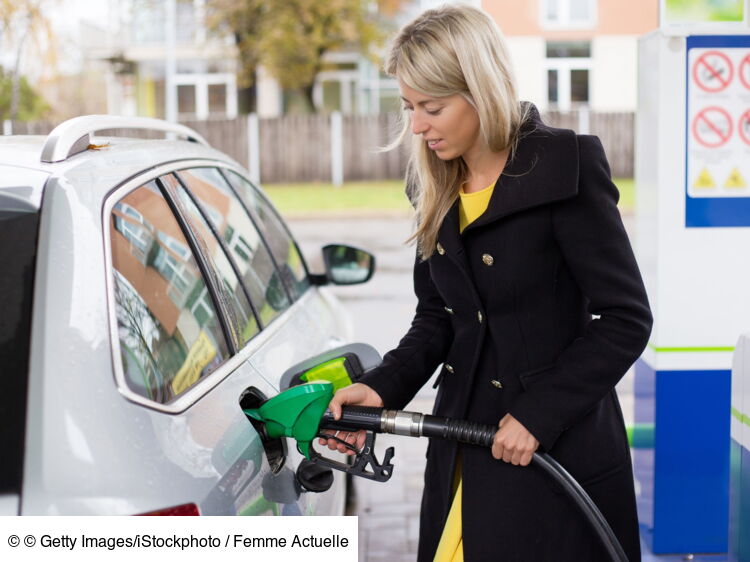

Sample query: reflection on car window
[160,173,260,344]
[176,167,291,326]
[222,170,310,301]
[111,181,230,403]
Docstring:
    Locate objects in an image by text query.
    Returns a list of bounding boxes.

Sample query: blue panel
[653,369,731,553]
[684,35,750,228]
[635,359,656,543]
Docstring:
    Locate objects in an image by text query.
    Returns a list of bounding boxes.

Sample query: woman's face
[399,80,482,161]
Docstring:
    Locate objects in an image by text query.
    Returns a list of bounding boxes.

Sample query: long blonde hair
[385,4,527,260]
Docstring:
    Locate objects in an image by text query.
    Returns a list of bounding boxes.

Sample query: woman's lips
[427,139,444,150]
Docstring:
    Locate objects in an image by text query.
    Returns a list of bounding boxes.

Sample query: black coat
[360,106,652,562]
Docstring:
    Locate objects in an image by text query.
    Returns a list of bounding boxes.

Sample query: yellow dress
[434,181,495,562]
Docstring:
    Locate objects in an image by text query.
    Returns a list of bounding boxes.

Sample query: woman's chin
[432,149,458,161]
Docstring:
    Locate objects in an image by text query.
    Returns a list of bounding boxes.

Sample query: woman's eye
[426,108,442,116]
[403,106,414,112]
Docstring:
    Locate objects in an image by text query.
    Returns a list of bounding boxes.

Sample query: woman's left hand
[491,414,539,466]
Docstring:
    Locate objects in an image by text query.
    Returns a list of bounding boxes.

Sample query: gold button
[444,306,454,315]
[436,242,445,255]
[445,364,454,374]
[490,380,503,389]
[477,311,483,323]
[482,253,494,266]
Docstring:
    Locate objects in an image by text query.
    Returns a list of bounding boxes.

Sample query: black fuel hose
[320,407,629,562]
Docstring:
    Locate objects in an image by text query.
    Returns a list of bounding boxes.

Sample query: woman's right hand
[318,383,384,455]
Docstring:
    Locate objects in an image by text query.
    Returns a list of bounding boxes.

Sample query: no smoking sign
[739,110,750,146]
[693,51,734,93]
[692,107,733,148]
[740,54,750,91]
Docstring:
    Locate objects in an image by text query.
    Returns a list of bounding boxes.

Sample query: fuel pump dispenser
[634,2,750,556]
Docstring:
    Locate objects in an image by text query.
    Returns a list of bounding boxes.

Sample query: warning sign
[740,54,750,91]
[694,168,716,189]
[725,168,747,188]
[693,51,734,93]
[692,107,733,148]
[687,42,750,214]
[739,110,750,146]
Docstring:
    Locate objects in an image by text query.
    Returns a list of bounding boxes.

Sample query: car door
[107,171,315,516]
[171,165,348,516]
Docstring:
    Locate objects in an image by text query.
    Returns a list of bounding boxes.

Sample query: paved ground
[288,213,720,562]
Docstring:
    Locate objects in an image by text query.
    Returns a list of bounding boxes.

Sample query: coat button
[482,253,494,266]
[444,306,454,315]
[477,311,483,323]
[436,242,445,255]
[490,380,503,389]
[444,364,454,374]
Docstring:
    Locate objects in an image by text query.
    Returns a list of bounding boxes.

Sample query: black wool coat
[359,106,652,562]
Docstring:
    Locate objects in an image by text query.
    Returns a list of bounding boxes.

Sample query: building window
[545,41,591,110]
[540,0,596,29]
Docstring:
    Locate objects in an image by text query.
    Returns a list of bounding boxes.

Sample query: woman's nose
[411,112,429,135]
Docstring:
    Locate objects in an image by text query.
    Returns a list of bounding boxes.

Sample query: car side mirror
[320,244,375,285]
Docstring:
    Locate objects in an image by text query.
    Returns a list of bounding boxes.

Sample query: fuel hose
[320,406,629,562]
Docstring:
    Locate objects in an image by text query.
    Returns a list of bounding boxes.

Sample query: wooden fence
[5,110,634,182]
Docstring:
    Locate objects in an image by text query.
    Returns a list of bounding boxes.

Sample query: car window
[175,167,290,326]
[110,180,230,403]
[159,173,260,343]
[0,190,39,496]
[222,170,310,301]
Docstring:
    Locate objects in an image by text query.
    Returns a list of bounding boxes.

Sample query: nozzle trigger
[307,431,394,482]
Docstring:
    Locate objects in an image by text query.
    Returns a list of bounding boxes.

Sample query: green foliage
[0,68,49,121]
[208,0,391,111]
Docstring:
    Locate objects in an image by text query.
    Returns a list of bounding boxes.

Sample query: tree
[0,0,56,120]
[208,0,394,112]
[0,68,49,121]
[205,0,268,113]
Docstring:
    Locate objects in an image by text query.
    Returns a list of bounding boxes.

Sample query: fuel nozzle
[243,381,395,482]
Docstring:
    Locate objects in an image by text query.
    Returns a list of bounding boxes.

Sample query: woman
[321,5,652,561]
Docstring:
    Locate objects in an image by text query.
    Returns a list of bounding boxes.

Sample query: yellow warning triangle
[693,168,716,189]
[724,168,747,188]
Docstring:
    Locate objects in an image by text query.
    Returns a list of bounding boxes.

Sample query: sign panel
[686,35,750,227]
[663,0,745,26]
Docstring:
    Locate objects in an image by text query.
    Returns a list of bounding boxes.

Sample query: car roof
[0,129,244,211]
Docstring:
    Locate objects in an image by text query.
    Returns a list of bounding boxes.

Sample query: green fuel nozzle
[243,380,395,482]
[244,381,334,459]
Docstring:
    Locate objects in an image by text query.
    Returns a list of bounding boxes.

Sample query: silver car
[0,116,373,516]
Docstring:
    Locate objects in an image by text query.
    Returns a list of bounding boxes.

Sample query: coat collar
[436,103,579,259]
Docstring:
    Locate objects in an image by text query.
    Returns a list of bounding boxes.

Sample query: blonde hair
[385,4,528,260]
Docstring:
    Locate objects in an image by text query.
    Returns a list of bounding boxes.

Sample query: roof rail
[40,115,209,163]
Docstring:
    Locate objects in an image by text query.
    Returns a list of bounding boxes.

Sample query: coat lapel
[434,104,579,274]
[461,105,580,235]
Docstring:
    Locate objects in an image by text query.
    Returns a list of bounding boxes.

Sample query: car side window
[175,167,291,326]
[110,181,230,403]
[222,170,310,301]
[160,173,261,345]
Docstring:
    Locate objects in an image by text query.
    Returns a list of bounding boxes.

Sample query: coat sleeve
[508,134,653,451]
[358,250,453,410]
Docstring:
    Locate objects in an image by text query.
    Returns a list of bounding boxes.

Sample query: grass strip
[263,178,634,215]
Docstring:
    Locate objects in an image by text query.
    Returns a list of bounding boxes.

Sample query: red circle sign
[692,107,733,148]
[739,109,750,146]
[693,51,734,93]
[740,54,750,91]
